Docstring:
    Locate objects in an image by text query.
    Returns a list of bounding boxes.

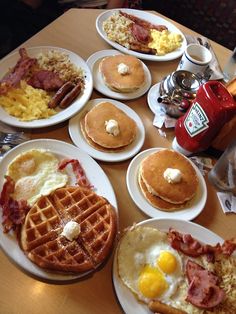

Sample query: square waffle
[21,186,117,273]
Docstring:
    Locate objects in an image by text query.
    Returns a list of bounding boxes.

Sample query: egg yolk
[157,251,177,274]
[138,265,168,298]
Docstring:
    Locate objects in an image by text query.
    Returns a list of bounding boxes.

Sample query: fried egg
[117,226,184,304]
[7,149,68,206]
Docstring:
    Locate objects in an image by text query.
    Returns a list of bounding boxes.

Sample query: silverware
[197,37,210,50]
[0,130,28,145]
[197,37,203,46]
[0,130,29,158]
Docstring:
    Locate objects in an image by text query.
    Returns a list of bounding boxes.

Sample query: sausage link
[148,300,187,314]
[48,82,74,108]
[59,82,82,109]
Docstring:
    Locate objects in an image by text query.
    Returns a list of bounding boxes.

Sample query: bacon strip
[120,11,168,32]
[0,48,37,95]
[0,176,30,233]
[168,229,236,261]
[58,159,93,189]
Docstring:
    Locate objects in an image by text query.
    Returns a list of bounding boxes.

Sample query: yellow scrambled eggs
[148,29,183,55]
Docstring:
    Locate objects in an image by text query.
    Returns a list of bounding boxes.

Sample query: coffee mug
[177,44,212,74]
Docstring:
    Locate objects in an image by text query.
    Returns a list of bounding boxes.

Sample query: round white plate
[0,46,93,128]
[147,82,162,114]
[68,98,145,162]
[126,148,207,220]
[96,9,187,61]
[113,217,223,314]
[86,49,152,100]
[0,139,117,283]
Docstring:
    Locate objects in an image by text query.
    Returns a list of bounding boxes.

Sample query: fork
[0,130,28,145]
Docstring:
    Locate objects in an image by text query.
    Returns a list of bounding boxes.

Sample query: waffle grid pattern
[21,186,117,273]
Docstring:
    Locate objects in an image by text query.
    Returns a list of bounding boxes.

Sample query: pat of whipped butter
[105,119,120,136]
[117,63,129,75]
[163,168,182,184]
[61,221,81,241]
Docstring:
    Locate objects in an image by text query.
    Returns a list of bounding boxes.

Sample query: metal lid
[169,70,201,94]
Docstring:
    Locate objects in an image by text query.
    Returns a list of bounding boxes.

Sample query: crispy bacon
[27,70,64,91]
[168,229,236,261]
[0,48,37,95]
[58,159,93,189]
[0,176,30,233]
[120,11,168,32]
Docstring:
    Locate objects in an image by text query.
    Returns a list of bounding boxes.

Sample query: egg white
[7,149,68,206]
[117,226,185,304]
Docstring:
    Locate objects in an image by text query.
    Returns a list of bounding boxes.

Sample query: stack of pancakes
[80,101,137,152]
[21,186,117,273]
[138,149,199,211]
[99,54,145,93]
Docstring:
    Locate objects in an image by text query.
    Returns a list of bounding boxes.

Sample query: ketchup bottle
[172,81,236,155]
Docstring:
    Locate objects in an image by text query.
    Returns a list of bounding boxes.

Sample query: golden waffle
[21,186,117,273]
[140,149,198,204]
[138,171,187,211]
[84,102,137,149]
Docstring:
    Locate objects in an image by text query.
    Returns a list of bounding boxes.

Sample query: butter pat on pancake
[7,149,68,206]
[138,171,187,212]
[84,102,137,149]
[80,115,127,152]
[140,149,198,204]
[99,55,145,93]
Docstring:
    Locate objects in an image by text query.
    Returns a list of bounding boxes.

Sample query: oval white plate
[96,9,187,61]
[86,49,152,100]
[68,98,145,162]
[113,217,223,314]
[0,139,117,283]
[126,148,207,220]
[0,46,93,128]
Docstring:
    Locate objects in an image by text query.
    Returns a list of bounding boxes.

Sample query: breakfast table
[0,8,235,314]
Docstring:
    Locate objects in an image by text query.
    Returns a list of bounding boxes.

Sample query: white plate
[147,82,162,114]
[86,49,152,100]
[0,139,117,283]
[68,98,145,162]
[126,148,207,220]
[0,46,93,129]
[113,218,223,314]
[96,9,187,61]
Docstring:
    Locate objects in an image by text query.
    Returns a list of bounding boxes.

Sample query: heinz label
[184,102,209,137]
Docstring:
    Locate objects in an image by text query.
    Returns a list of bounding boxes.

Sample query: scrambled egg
[0,80,56,121]
[148,29,183,55]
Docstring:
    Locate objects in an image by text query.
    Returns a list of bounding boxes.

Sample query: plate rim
[96,9,187,61]
[112,217,224,314]
[147,82,162,114]
[126,147,207,220]
[0,46,93,129]
[86,49,152,100]
[0,138,117,283]
[68,97,145,162]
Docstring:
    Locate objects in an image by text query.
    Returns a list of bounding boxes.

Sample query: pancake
[138,171,187,212]
[99,54,145,93]
[80,114,128,152]
[84,102,137,149]
[140,149,198,204]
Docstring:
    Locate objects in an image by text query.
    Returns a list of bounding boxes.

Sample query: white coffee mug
[177,44,212,74]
